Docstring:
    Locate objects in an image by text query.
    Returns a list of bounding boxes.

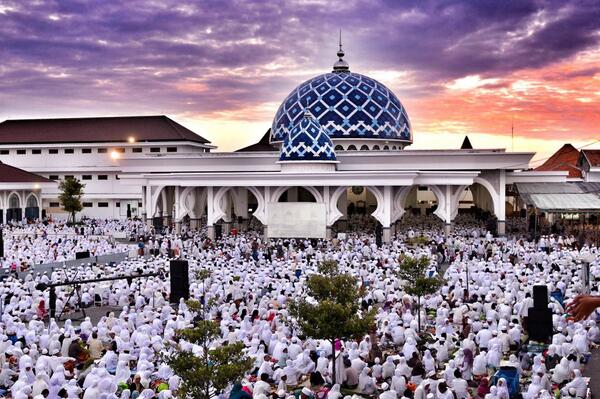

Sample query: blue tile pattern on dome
[271,72,411,143]
[279,110,337,162]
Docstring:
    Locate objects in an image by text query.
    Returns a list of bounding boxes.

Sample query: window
[49,175,59,180]
[116,148,125,153]
[82,148,92,154]
[360,145,369,151]
[372,145,380,150]
[347,145,357,151]
[150,147,160,153]
[383,145,390,150]
[82,175,92,180]
[334,145,344,151]
[97,148,107,154]
[132,147,142,153]
[0,150,8,155]
[49,149,59,154]
[138,202,142,207]
[418,186,429,191]
[83,202,93,207]
[166,147,177,153]
[32,149,42,154]
[17,149,26,154]
[116,202,120,207]
[98,202,109,208]
[98,175,108,180]
[64,148,74,154]
[49,202,60,207]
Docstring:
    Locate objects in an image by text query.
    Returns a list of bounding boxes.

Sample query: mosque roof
[235,129,277,152]
[271,43,411,145]
[279,109,337,162]
[0,161,53,183]
[535,143,581,178]
[0,115,210,145]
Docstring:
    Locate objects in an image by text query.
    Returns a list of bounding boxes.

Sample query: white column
[498,170,507,236]
[382,186,392,243]
[145,185,153,227]
[206,186,215,240]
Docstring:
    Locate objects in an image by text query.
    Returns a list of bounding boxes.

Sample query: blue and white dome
[279,109,337,162]
[271,46,412,147]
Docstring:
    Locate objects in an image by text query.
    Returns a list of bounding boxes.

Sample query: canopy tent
[516,182,600,212]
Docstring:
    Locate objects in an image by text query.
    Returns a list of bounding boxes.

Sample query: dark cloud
[1,0,599,119]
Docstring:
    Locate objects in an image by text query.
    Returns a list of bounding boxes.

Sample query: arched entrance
[276,187,317,202]
[25,194,40,220]
[332,186,381,233]
[395,186,444,233]
[6,193,22,222]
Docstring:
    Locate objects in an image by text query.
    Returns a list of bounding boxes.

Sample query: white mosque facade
[0,47,582,241]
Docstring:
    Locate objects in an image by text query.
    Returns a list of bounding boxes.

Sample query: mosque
[0,44,598,242]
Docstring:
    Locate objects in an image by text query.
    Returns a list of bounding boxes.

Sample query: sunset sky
[1,0,599,164]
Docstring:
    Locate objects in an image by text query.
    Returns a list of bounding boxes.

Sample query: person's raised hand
[566,295,600,321]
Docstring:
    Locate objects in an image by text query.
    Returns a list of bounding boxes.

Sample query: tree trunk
[331,338,337,385]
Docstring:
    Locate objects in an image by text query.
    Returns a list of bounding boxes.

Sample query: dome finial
[333,29,349,73]
[304,98,312,118]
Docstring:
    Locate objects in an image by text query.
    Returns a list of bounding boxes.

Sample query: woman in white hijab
[357,368,376,395]
[496,378,510,399]
[564,369,587,398]
[552,358,571,385]
[381,356,395,380]
[140,388,156,398]
[120,389,132,399]
[473,351,488,377]
[524,375,542,399]
[328,384,342,399]
[423,350,436,375]
[391,369,406,394]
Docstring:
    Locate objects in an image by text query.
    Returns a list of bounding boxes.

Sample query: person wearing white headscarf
[381,356,395,379]
[496,378,510,399]
[357,368,376,395]
[564,369,587,398]
[552,358,571,384]
[525,375,543,399]
[328,384,342,399]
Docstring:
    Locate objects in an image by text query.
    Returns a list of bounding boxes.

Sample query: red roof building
[535,143,582,178]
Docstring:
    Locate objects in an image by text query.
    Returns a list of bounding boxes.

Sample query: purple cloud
[1,0,599,121]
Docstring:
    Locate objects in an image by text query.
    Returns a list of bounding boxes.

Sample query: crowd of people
[1,220,138,271]
[0,215,598,399]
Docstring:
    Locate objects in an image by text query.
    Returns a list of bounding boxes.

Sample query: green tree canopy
[58,177,85,223]
[164,298,253,399]
[288,259,375,384]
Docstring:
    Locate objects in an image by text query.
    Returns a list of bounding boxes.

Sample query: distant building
[1,46,597,239]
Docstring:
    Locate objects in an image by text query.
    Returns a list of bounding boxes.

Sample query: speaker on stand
[170,260,190,303]
[526,285,553,342]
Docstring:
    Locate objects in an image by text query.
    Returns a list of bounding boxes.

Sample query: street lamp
[110,150,120,160]
[128,136,135,144]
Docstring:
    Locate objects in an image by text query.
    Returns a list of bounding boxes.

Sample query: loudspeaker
[75,251,90,259]
[533,285,548,310]
[527,308,553,342]
[170,260,190,303]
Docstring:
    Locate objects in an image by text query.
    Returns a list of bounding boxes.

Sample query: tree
[288,259,375,384]
[165,275,253,399]
[58,177,85,223]
[396,255,445,332]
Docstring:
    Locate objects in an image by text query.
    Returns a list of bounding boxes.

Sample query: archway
[395,185,444,234]
[25,194,40,220]
[276,187,317,203]
[332,186,381,233]
[7,193,22,222]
